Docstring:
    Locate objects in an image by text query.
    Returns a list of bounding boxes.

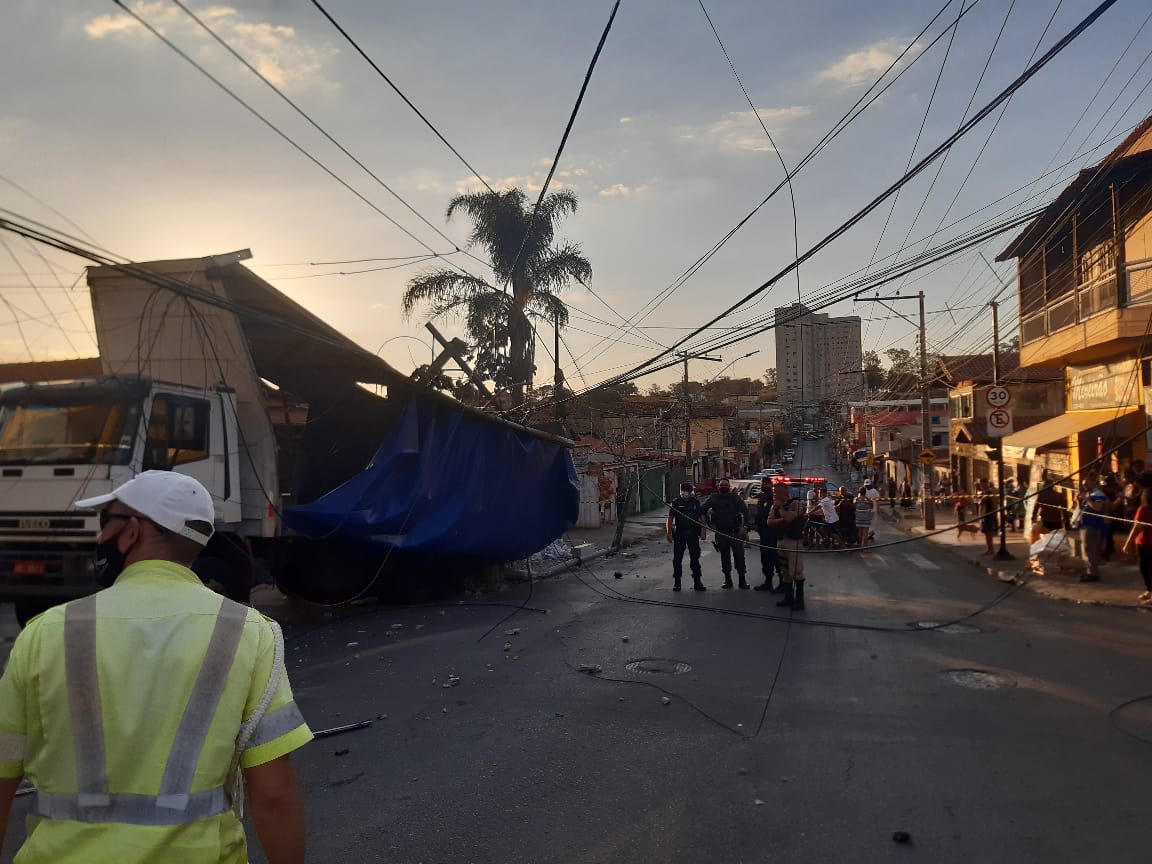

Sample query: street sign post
[986,385,1011,409]
[987,407,1013,436]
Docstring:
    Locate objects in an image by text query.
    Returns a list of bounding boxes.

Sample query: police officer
[0,471,311,864]
[753,485,785,592]
[666,481,706,591]
[703,478,751,589]
[767,481,808,610]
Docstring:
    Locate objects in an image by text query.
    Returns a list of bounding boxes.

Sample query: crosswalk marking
[901,551,940,570]
[850,550,940,571]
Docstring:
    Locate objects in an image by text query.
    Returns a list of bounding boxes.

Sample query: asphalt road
[3,438,1152,862]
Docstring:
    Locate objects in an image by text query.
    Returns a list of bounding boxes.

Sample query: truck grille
[0,513,93,538]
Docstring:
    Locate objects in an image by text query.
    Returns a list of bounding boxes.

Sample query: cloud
[618,116,633,125]
[84,2,338,91]
[598,183,647,198]
[704,106,810,153]
[817,38,920,88]
[454,161,596,195]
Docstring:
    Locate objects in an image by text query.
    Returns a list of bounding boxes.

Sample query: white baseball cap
[75,471,216,546]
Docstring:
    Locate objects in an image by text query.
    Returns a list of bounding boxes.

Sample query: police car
[768,474,829,501]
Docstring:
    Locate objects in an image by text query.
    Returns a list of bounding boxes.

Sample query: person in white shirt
[810,487,839,547]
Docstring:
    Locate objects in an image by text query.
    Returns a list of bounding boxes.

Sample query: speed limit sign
[986,385,1011,408]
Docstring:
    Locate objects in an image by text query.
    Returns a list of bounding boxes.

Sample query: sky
[1,0,1150,397]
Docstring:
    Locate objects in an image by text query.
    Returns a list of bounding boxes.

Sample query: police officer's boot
[673,577,682,592]
[692,576,706,591]
[775,583,794,607]
[771,563,788,593]
[753,575,773,591]
[738,573,750,589]
[722,574,734,589]
[792,580,806,611]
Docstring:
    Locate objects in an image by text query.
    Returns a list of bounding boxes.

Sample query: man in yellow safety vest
[0,470,312,863]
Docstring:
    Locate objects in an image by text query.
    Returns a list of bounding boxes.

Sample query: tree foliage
[402,188,590,403]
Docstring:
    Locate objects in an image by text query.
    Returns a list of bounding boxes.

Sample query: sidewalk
[557,508,669,569]
[888,505,1150,610]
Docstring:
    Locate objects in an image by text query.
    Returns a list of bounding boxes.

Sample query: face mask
[94,534,129,587]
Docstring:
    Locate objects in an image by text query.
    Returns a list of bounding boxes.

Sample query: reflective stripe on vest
[50,596,248,825]
[244,700,305,752]
[64,596,107,807]
[37,788,229,825]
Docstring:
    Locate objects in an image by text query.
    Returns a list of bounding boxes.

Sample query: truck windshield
[0,401,139,466]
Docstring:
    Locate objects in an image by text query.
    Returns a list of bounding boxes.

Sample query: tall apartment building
[774,303,862,405]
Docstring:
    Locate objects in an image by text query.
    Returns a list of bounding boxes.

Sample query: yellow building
[997,115,1152,483]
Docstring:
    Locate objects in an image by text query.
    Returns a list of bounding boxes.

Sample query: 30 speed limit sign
[986,385,1011,408]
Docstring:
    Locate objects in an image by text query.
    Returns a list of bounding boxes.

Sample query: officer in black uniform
[703,478,750,589]
[666,481,706,591]
[753,486,785,592]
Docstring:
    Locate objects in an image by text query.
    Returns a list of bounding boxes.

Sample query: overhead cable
[596,0,1121,389]
[307,0,495,194]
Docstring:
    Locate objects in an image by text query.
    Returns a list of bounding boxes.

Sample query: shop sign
[1068,362,1138,411]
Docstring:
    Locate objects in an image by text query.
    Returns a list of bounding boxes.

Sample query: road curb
[891,510,1147,610]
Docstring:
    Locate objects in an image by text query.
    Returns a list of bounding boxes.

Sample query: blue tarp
[282,397,579,560]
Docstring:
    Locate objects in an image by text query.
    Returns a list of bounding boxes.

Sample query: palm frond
[528,242,591,293]
[525,291,569,328]
[402,268,496,317]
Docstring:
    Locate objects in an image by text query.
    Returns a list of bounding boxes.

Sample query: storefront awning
[1002,406,1139,451]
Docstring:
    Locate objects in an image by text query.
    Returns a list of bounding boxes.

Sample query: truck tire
[14,598,60,627]
[194,534,255,604]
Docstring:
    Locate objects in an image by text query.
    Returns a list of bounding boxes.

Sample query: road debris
[345,642,359,648]
[333,749,350,756]
[576,663,603,675]
[661,696,671,706]
[621,636,629,643]
[314,720,374,739]
[504,628,521,636]
[753,799,765,806]
[503,642,512,652]
[390,624,403,630]
[443,675,461,688]
[891,831,912,844]
[613,572,624,579]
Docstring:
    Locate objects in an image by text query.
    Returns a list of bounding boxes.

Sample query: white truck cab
[0,377,254,622]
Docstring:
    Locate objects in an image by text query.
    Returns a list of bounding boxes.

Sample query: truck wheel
[14,598,59,627]
[194,534,255,604]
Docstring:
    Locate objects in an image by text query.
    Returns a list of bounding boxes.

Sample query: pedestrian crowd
[950,463,1152,606]
[665,478,881,612]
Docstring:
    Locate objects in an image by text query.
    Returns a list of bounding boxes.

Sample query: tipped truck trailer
[0,254,578,623]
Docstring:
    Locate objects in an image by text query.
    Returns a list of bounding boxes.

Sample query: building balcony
[1020,261,1152,366]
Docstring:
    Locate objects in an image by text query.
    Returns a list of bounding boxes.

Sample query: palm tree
[402,188,591,403]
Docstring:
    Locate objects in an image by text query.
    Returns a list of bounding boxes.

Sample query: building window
[949,393,973,420]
